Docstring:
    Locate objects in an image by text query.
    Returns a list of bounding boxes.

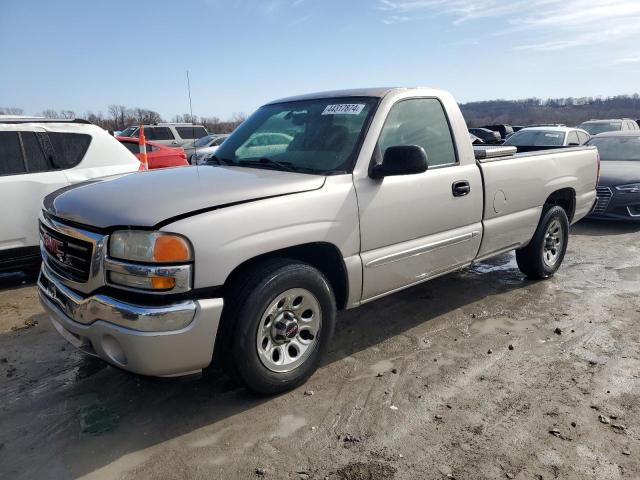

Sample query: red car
[117,137,189,170]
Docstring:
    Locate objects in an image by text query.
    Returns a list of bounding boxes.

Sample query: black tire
[516,205,569,279]
[218,258,336,395]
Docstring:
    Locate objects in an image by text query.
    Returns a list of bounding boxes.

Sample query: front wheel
[516,205,569,279]
[219,259,336,395]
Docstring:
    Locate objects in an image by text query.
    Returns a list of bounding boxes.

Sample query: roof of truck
[267,87,413,105]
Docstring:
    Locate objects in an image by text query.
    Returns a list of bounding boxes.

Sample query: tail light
[596,150,601,181]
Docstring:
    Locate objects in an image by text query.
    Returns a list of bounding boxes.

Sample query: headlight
[107,231,193,293]
[109,231,192,263]
[615,183,640,193]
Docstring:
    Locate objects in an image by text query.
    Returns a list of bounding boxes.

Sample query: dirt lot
[1,220,639,480]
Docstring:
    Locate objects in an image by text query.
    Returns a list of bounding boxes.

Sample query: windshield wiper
[240,157,297,173]
[205,155,232,166]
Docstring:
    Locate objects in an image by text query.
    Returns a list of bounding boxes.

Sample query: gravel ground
[0,220,639,480]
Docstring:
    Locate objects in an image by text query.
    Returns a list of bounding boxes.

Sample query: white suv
[118,123,209,147]
[0,119,139,272]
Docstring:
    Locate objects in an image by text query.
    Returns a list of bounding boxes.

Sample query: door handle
[452,180,471,197]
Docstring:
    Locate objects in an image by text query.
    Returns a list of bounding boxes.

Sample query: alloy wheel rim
[256,288,322,373]
[543,219,564,267]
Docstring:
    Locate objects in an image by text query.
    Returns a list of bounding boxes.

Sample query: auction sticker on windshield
[322,104,365,115]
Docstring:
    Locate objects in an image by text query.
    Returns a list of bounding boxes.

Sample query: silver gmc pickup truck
[38,87,599,394]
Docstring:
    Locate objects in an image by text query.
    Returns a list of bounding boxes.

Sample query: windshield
[120,126,137,137]
[194,135,216,147]
[587,136,640,161]
[212,97,378,174]
[504,130,565,147]
[580,122,622,135]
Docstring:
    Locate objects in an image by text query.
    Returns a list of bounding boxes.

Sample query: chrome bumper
[38,265,224,377]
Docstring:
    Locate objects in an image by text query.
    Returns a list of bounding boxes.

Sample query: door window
[378,98,457,167]
[121,141,140,154]
[143,127,157,140]
[154,127,174,140]
[21,132,51,172]
[567,131,580,145]
[577,132,589,144]
[121,141,158,153]
[176,126,208,139]
[48,132,92,169]
[0,131,26,176]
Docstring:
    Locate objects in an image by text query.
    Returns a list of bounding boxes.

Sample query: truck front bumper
[37,266,224,377]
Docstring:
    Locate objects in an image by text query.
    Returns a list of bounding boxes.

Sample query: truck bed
[473,145,599,261]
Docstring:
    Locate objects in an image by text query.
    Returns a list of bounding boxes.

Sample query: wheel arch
[222,242,350,311]
[544,188,576,223]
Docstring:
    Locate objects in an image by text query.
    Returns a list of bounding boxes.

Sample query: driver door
[354,98,483,301]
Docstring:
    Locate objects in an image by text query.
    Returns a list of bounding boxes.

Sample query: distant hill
[461,95,640,128]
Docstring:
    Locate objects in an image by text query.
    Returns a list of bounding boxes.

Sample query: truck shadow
[0,254,533,479]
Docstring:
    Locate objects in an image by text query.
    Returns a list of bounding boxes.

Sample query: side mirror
[369,145,428,179]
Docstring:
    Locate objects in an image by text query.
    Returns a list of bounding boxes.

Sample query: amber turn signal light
[153,236,191,263]
[150,276,177,290]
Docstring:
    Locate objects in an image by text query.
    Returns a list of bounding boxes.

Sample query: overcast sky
[1,0,639,120]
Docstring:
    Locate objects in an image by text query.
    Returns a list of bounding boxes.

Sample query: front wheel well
[222,242,349,310]
[544,188,576,223]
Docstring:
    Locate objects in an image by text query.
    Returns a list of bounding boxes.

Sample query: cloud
[382,15,413,25]
[257,0,308,15]
[289,13,312,26]
[614,56,640,65]
[378,0,640,51]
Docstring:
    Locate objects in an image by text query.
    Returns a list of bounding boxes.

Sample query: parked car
[481,124,514,141]
[578,119,639,136]
[503,126,590,152]
[469,127,501,144]
[512,126,525,132]
[587,131,640,221]
[0,119,139,272]
[118,123,209,147]
[187,134,230,165]
[117,137,189,170]
[38,87,598,394]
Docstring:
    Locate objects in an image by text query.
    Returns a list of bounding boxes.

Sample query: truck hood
[598,161,640,187]
[44,165,326,229]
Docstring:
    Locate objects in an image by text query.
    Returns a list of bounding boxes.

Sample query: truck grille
[40,222,93,282]
[593,186,613,213]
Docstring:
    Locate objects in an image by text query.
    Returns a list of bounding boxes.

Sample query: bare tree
[172,113,198,124]
[40,109,59,118]
[0,107,24,115]
[230,112,247,124]
[60,110,76,119]
[108,105,128,130]
[85,111,106,125]
[131,108,163,124]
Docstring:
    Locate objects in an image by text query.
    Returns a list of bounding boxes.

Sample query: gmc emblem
[43,233,65,262]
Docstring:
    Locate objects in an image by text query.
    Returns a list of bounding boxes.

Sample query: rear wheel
[219,258,336,395]
[516,205,569,279]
